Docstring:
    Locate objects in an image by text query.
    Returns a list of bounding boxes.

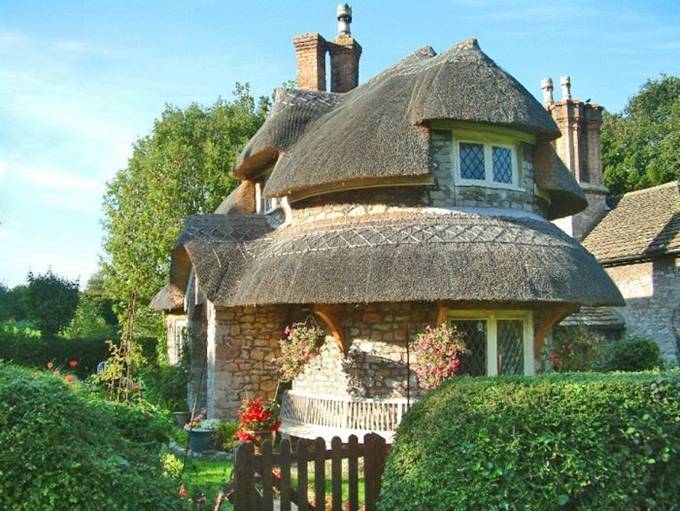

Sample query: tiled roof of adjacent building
[559,306,625,330]
[583,181,680,264]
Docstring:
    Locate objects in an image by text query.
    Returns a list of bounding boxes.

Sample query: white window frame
[453,137,521,191]
[447,310,534,376]
[172,319,188,365]
[255,181,281,215]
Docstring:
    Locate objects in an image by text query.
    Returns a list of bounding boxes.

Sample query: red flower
[64,375,74,384]
[69,360,78,367]
[236,430,255,442]
[178,485,188,497]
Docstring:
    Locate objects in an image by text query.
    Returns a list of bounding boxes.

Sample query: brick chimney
[293,33,328,91]
[544,75,609,240]
[328,4,362,92]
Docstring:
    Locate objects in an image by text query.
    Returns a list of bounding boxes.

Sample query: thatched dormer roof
[233,39,582,216]
[170,210,623,308]
[149,283,185,312]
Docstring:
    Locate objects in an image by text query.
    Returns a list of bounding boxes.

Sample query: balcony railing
[280,389,416,442]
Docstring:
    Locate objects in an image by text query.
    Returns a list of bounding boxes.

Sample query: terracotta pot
[245,429,275,452]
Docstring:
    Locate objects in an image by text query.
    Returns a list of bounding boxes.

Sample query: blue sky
[0,0,678,288]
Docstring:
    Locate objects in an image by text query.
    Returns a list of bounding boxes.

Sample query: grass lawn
[181,458,365,508]
[183,458,234,508]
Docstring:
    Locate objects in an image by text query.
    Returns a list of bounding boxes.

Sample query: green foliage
[137,362,189,412]
[608,336,664,372]
[101,85,269,316]
[62,293,119,339]
[380,372,679,511]
[602,75,680,196]
[0,284,29,321]
[0,327,157,379]
[548,327,608,372]
[212,421,238,451]
[0,362,181,510]
[25,270,80,337]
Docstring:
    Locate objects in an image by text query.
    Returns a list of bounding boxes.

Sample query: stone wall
[606,257,680,361]
[292,302,435,399]
[206,303,289,420]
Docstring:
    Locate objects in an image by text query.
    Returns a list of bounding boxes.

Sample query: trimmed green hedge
[0,330,158,378]
[380,372,679,511]
[0,362,180,510]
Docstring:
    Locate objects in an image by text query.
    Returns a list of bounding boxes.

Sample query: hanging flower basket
[277,322,325,382]
[412,323,467,390]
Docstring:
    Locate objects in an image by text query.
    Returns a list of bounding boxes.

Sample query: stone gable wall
[606,257,680,361]
[206,304,289,420]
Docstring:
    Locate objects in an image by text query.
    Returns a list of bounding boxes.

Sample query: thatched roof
[149,283,185,312]
[583,181,680,264]
[234,39,582,214]
[559,306,625,330]
[171,210,623,308]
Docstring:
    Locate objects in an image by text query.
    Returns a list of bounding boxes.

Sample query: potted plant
[185,415,217,453]
[236,399,281,451]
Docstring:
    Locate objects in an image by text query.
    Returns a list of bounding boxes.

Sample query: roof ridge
[622,180,679,197]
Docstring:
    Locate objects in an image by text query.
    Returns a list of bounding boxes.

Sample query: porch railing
[280,389,416,441]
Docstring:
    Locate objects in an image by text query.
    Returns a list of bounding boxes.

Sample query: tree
[0,283,29,322]
[101,84,269,324]
[602,75,680,196]
[25,270,80,337]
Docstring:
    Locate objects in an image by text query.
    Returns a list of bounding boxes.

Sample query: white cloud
[4,161,103,193]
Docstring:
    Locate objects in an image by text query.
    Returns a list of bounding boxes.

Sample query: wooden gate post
[234,442,255,511]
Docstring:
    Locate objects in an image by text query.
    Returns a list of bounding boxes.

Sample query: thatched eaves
[149,283,185,312]
[170,211,623,308]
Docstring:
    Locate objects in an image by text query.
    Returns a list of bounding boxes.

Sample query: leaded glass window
[459,143,485,180]
[448,312,533,377]
[452,320,487,376]
[492,146,513,184]
[497,319,524,375]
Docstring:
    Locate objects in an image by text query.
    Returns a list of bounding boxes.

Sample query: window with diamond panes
[459,143,485,180]
[492,146,513,184]
[497,319,524,375]
[452,320,487,376]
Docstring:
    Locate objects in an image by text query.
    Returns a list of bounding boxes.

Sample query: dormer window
[454,136,520,189]
[255,180,280,214]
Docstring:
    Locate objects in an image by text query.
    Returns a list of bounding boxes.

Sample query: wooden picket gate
[230,433,387,511]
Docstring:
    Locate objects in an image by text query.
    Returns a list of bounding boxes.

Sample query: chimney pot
[541,77,554,106]
[560,75,572,100]
[337,4,352,37]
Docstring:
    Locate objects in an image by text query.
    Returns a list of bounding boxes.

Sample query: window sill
[455,181,526,193]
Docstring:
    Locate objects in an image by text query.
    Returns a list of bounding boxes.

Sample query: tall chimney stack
[293,33,327,91]
[328,4,362,92]
[544,75,608,240]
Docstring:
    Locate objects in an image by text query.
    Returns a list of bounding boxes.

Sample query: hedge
[0,362,181,510]
[380,372,679,511]
[0,330,158,378]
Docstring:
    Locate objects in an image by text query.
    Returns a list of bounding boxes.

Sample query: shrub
[137,362,189,411]
[0,362,182,510]
[212,421,239,451]
[380,372,679,511]
[608,336,664,371]
[0,330,158,378]
[548,327,607,372]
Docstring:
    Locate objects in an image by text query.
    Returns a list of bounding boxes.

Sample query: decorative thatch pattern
[235,39,575,209]
[149,283,185,311]
[584,181,680,264]
[559,306,625,330]
[171,211,623,308]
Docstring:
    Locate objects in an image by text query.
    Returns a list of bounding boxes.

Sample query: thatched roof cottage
[152,6,623,440]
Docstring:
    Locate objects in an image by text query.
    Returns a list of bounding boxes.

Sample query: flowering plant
[45,359,79,385]
[277,323,325,382]
[236,398,280,442]
[549,328,605,372]
[412,324,467,390]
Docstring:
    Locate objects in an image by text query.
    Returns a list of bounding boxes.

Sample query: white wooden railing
[280,389,416,441]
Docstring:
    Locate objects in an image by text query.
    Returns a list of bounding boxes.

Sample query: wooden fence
[230,433,387,511]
